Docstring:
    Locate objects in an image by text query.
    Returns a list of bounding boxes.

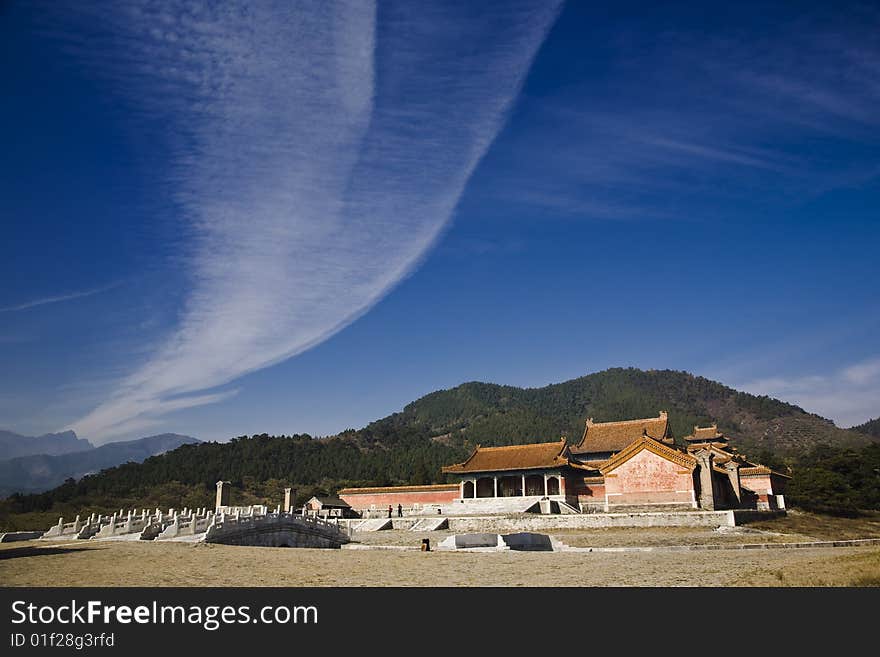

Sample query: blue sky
[2,0,878,444]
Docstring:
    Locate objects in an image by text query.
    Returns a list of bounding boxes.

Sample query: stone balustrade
[204,510,349,548]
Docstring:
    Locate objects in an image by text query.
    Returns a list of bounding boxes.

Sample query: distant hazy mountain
[0,433,199,497]
[0,429,92,460]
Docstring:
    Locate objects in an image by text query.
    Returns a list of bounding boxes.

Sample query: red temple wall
[339,486,459,510]
[604,450,695,506]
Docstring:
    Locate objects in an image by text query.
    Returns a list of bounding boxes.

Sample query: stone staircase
[353,518,394,532]
[409,517,448,531]
[557,501,581,514]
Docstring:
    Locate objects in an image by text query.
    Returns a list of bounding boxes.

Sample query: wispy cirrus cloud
[474,5,880,220]
[738,356,880,428]
[0,282,121,313]
[50,1,562,442]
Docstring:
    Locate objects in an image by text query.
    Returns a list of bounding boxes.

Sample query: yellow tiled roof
[685,424,723,441]
[573,411,671,454]
[739,464,792,479]
[442,439,570,473]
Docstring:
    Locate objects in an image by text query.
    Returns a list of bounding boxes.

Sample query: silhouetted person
[397,503,403,517]
[387,504,392,518]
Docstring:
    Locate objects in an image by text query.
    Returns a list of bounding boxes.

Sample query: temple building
[439,440,587,513]
[339,412,790,515]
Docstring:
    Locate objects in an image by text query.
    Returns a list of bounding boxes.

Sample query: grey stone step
[408,517,448,531]
[353,518,394,532]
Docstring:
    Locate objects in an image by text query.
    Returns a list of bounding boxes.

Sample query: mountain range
[0,429,93,460]
[0,432,199,497]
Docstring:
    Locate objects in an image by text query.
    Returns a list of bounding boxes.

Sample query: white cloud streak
[59,1,562,442]
[738,356,880,428]
[0,282,121,313]
[475,8,880,219]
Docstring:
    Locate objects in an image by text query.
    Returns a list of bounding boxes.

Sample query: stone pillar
[215,480,231,511]
[724,461,742,506]
[284,487,294,513]
[493,476,498,498]
[695,450,716,511]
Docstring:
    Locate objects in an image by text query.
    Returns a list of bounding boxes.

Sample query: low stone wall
[567,537,880,553]
[731,509,786,525]
[447,510,740,532]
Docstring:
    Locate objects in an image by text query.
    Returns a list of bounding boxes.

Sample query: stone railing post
[215,480,231,511]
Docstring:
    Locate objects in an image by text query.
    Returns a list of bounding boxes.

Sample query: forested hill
[377,367,873,457]
[851,417,880,439]
[3,368,877,528]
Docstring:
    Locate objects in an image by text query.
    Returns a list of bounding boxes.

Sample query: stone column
[724,461,742,506]
[695,450,716,511]
[544,474,548,497]
[493,476,498,498]
[284,487,294,513]
[521,474,527,496]
[215,480,231,511]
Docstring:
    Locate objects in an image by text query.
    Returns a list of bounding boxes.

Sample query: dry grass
[0,536,877,587]
[2,511,878,587]
[745,509,880,540]
[724,548,880,587]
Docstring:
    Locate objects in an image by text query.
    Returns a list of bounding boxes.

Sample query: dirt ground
[2,514,879,587]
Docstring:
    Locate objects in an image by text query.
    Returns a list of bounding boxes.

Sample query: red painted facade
[571,477,606,507]
[740,473,784,508]
[604,449,695,507]
[339,485,459,511]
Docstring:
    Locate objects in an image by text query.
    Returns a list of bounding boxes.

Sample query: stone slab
[409,517,448,531]
[501,532,554,551]
[354,518,394,532]
[0,531,43,543]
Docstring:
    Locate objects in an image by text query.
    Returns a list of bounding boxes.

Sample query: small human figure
[397,503,403,517]
[387,504,392,518]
